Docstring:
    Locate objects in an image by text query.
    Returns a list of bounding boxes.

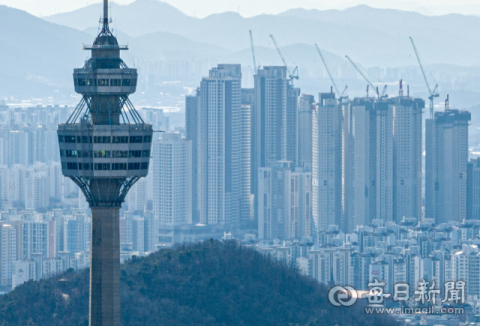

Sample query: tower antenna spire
[103,0,109,32]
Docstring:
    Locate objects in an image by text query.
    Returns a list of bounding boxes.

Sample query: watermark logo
[328,286,358,307]
[328,279,466,314]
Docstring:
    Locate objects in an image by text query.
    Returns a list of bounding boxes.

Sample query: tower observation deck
[57,1,152,325]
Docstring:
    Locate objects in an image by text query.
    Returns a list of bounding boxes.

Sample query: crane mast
[270,34,299,83]
[315,44,345,102]
[249,30,258,75]
[410,37,439,118]
[345,55,383,99]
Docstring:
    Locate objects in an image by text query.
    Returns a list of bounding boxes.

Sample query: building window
[79,163,92,170]
[66,150,78,158]
[112,136,129,143]
[112,151,128,158]
[98,79,109,86]
[94,163,111,170]
[112,163,127,170]
[129,151,141,158]
[64,136,76,143]
[94,136,111,143]
[128,163,140,170]
[94,151,111,158]
[67,163,78,170]
[129,136,142,143]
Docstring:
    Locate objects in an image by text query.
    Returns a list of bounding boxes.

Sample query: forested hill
[0,240,396,325]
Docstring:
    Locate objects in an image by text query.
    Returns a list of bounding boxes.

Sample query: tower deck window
[112,136,128,143]
[67,163,78,170]
[128,163,140,170]
[130,136,142,143]
[129,150,141,158]
[94,150,111,158]
[112,151,128,158]
[94,163,111,170]
[94,136,111,143]
[112,163,127,170]
[82,136,92,143]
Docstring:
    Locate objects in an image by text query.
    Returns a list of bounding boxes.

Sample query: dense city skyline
[0,0,479,325]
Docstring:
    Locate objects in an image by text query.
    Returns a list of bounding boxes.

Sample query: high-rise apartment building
[196,64,250,224]
[153,133,192,226]
[127,178,147,212]
[185,92,199,223]
[298,94,314,169]
[287,87,300,167]
[426,109,471,223]
[132,217,144,255]
[467,158,480,220]
[258,161,312,240]
[312,92,342,232]
[143,211,157,252]
[341,100,355,232]
[64,214,90,256]
[252,66,288,204]
[393,96,424,222]
[353,98,394,227]
[0,224,15,287]
[258,161,291,240]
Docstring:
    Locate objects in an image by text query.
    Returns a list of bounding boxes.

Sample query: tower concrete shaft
[58,1,152,325]
[90,206,121,326]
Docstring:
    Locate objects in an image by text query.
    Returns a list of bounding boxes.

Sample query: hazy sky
[1,0,480,18]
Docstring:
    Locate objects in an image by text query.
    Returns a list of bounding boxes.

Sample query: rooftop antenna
[102,0,110,33]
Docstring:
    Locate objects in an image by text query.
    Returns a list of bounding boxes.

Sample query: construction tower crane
[249,30,259,75]
[345,55,387,99]
[409,37,439,119]
[269,34,299,83]
[315,44,348,103]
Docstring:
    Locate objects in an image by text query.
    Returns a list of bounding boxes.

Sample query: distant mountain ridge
[44,0,480,67]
